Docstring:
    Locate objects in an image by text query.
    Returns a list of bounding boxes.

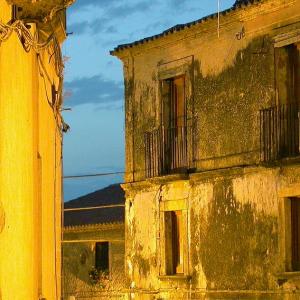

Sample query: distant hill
[64,184,125,227]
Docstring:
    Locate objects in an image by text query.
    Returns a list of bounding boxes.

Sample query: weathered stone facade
[112,0,300,298]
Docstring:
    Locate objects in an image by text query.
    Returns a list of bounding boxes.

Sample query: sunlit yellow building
[0,1,73,299]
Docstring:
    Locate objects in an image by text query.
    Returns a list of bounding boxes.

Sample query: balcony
[260,103,300,163]
[144,126,190,178]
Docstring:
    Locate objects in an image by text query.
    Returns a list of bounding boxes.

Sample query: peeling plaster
[116,0,300,298]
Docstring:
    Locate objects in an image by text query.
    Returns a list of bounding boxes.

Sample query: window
[158,75,188,174]
[165,211,184,275]
[281,196,300,272]
[261,42,300,160]
[95,242,109,273]
[159,200,188,277]
[291,198,300,271]
[145,59,194,178]
[161,76,186,128]
[275,43,300,105]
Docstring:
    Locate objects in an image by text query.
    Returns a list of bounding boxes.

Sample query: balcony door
[161,76,187,173]
[275,43,300,157]
[276,43,300,105]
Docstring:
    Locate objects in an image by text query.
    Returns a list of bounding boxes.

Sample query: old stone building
[111,0,300,298]
[0,0,74,299]
[63,184,125,300]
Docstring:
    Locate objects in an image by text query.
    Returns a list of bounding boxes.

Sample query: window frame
[274,42,300,106]
[281,197,300,272]
[94,241,111,276]
[157,56,193,128]
[164,210,184,275]
[274,29,300,49]
[278,184,300,274]
[161,75,187,129]
[156,57,194,174]
[271,39,300,160]
[159,198,189,278]
[290,197,300,271]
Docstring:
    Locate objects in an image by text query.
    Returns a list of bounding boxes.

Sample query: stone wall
[112,0,300,298]
[122,165,300,299]
[115,0,300,182]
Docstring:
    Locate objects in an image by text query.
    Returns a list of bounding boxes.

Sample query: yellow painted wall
[0,1,63,299]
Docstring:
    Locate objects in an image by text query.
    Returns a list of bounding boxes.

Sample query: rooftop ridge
[111,0,263,54]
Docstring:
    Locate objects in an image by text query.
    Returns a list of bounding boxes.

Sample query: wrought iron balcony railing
[260,103,300,163]
[144,126,189,178]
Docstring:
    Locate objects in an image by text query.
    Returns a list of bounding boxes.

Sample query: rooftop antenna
[217,0,220,38]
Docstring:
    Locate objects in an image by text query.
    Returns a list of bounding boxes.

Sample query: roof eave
[110,0,264,55]
[63,221,124,233]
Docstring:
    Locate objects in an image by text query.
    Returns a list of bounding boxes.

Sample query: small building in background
[63,184,126,300]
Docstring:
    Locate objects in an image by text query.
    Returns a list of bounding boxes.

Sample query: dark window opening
[275,43,300,106]
[95,242,109,273]
[291,198,300,271]
[276,43,300,158]
[162,76,186,128]
[165,211,184,275]
[145,75,189,177]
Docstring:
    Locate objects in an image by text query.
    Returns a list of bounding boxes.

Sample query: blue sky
[63,0,236,201]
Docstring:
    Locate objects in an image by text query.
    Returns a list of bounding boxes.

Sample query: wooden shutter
[164,211,184,275]
[275,44,300,105]
[275,46,289,105]
[161,76,186,128]
[165,211,174,275]
[291,198,300,271]
[293,43,300,105]
[173,77,186,128]
[175,211,184,274]
[161,80,171,127]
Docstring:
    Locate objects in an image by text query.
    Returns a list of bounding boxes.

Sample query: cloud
[68,1,155,36]
[69,0,119,11]
[101,37,129,47]
[68,18,110,35]
[105,26,118,34]
[169,0,188,8]
[106,1,152,19]
[68,21,89,35]
[142,20,173,35]
[64,75,124,107]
